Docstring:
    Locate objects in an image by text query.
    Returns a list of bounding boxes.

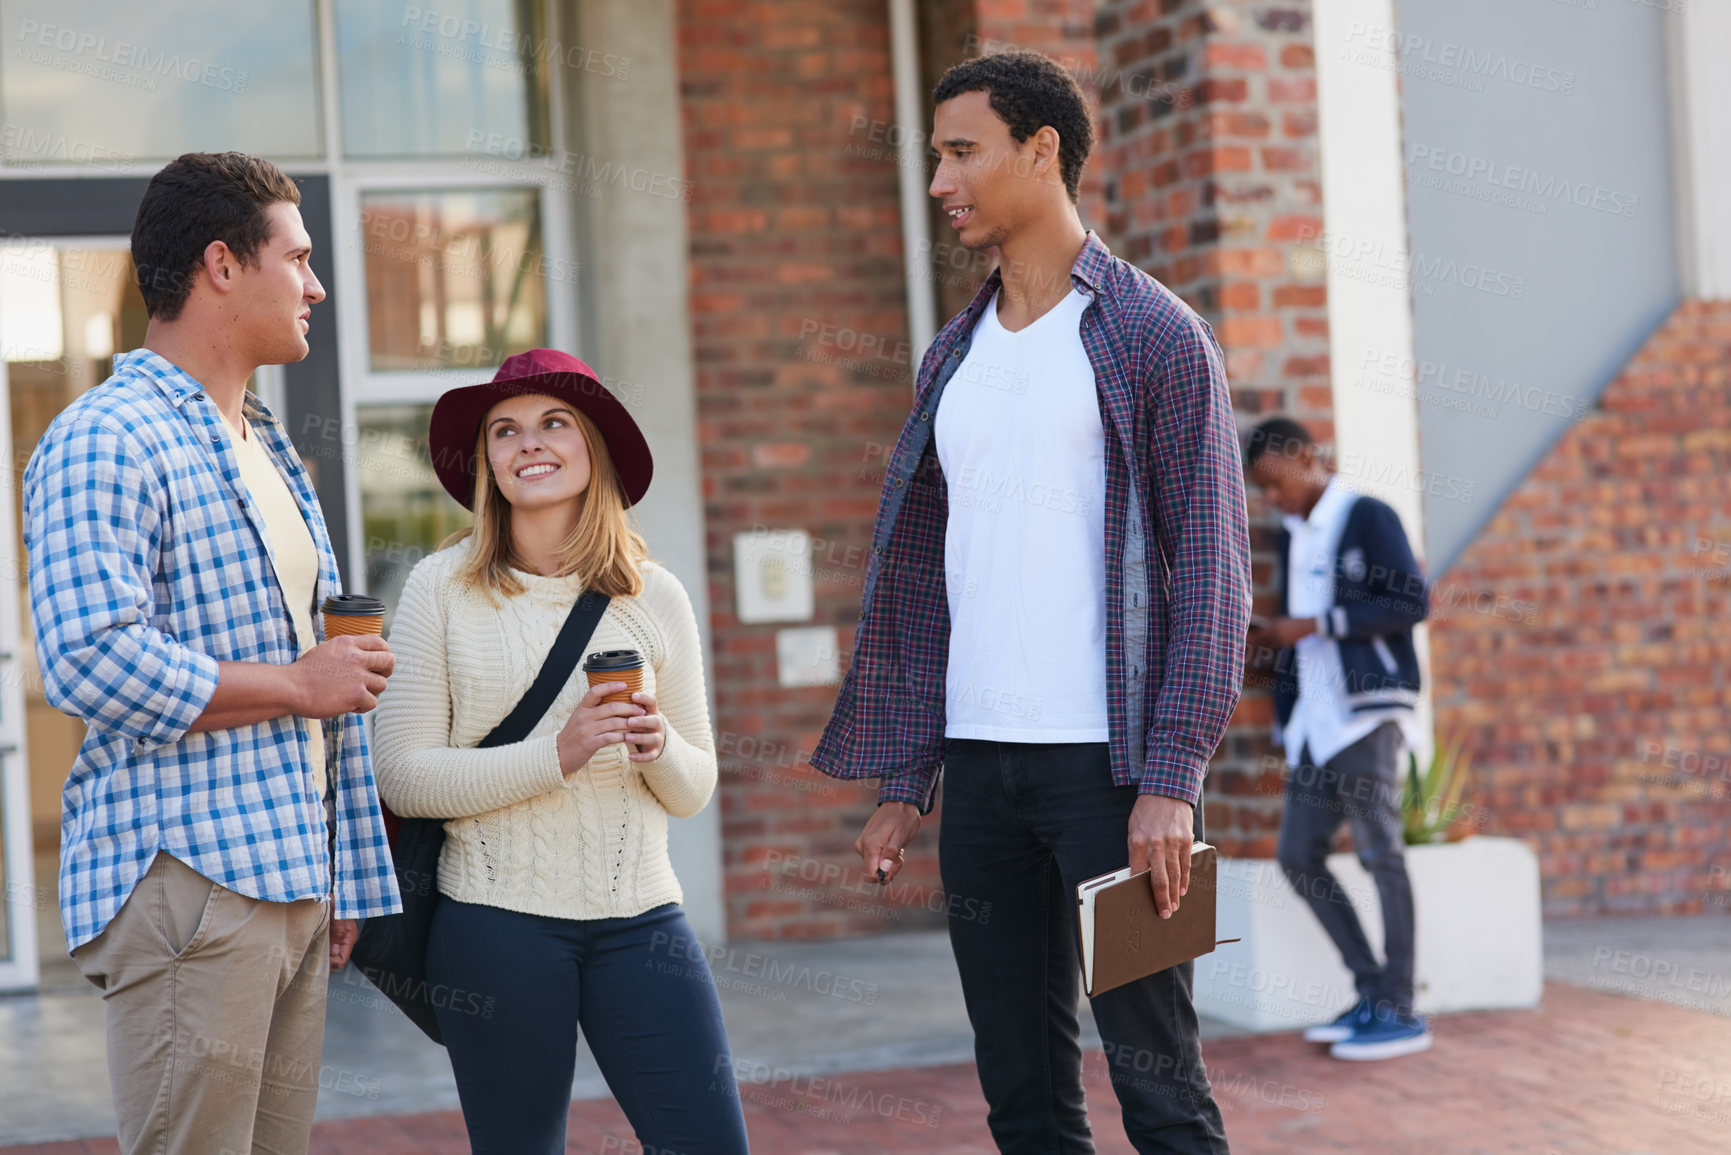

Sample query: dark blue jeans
[939,739,1230,1155]
[1276,721,1416,1018]
[425,898,749,1155]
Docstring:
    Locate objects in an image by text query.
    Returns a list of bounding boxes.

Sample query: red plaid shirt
[811,233,1251,811]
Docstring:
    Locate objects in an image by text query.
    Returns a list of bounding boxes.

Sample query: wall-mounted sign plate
[776,626,840,688]
[733,528,815,623]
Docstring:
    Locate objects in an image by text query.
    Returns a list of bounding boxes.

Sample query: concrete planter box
[1192,836,1543,1032]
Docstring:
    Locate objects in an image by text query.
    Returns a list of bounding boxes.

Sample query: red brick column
[1428,300,1731,915]
[1094,0,1330,857]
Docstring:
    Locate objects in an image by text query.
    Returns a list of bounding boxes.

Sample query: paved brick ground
[9,983,1726,1154]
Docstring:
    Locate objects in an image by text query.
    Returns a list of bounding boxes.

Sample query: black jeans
[1276,721,1416,1017]
[426,898,749,1155]
[939,739,1230,1155]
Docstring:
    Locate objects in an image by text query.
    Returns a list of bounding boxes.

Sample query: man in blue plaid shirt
[24,153,400,1154]
[813,53,1249,1152]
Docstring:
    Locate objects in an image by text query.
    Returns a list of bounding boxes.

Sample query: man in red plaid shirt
[812,49,1250,1155]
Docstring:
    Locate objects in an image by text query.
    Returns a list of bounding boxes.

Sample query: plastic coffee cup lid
[584,649,643,672]
[322,594,386,615]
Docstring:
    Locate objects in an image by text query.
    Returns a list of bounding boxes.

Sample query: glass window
[1,242,146,937]
[3,242,145,542]
[359,188,548,372]
[0,0,321,164]
[335,0,550,159]
[355,405,471,624]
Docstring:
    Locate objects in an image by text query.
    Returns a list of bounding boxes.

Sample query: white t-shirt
[1282,475,1414,767]
[218,411,327,799]
[935,288,1109,742]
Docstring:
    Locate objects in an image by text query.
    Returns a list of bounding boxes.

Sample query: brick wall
[1427,300,1731,916]
[679,0,948,938]
[1093,0,1329,857]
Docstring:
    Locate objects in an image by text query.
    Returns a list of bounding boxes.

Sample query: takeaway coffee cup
[322,594,386,637]
[584,649,644,705]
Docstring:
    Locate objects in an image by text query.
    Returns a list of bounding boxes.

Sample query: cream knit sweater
[372,540,717,920]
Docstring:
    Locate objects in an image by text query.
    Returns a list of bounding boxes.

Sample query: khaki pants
[72,852,331,1155]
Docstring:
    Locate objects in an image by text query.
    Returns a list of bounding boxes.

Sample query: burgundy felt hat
[429,348,653,510]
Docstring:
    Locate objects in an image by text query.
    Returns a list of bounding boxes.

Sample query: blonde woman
[373,349,749,1154]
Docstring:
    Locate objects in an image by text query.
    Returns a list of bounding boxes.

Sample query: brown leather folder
[1078,844,1236,997]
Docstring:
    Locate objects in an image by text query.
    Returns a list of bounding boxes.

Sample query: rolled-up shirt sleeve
[875,763,940,812]
[25,416,220,748]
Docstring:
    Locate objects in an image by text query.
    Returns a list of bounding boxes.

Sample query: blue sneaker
[1303,997,1372,1043]
[1330,1011,1433,1061]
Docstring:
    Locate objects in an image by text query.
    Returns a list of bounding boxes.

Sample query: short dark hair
[1244,417,1315,470]
[933,50,1093,202]
[132,152,301,321]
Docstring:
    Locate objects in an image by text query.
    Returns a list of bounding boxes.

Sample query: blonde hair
[442,405,648,599]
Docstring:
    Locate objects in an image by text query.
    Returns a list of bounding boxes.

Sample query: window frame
[330,174,580,404]
[314,0,579,587]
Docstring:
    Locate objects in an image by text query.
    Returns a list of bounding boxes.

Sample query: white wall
[1390,0,1681,570]
[1312,0,1426,544]
[1312,0,1434,759]
[1668,0,1731,299]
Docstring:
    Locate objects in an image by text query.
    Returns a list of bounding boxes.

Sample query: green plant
[1403,733,1474,845]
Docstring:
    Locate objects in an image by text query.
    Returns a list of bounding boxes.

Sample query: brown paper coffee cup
[322,594,386,637]
[584,650,644,704]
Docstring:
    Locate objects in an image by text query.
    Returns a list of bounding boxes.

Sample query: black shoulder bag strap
[353,588,610,1045]
[477,589,611,747]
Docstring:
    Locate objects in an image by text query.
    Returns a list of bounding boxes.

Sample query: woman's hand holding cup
[556,683,646,776]
[623,691,665,763]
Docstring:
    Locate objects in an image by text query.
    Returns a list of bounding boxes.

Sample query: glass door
[0,355,38,992]
[0,238,144,990]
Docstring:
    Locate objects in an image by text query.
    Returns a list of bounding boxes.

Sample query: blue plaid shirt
[812,234,1252,811]
[25,349,401,952]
